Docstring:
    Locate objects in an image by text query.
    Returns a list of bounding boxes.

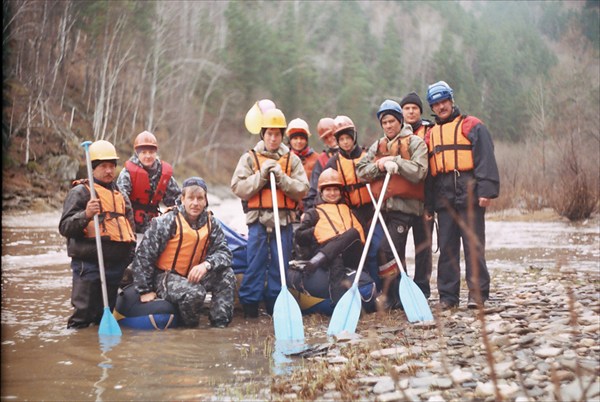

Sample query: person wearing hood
[117,130,181,236]
[131,177,235,328]
[356,100,428,310]
[231,108,309,318]
[424,81,499,310]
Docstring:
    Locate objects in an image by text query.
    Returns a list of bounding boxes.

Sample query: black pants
[68,277,119,329]
[436,204,490,305]
[410,214,434,298]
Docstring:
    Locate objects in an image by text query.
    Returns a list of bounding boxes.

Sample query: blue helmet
[426,81,454,107]
[376,99,403,124]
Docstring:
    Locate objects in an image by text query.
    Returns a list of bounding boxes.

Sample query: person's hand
[384,161,399,175]
[424,212,434,221]
[376,156,393,172]
[140,292,157,303]
[479,197,491,208]
[188,261,210,283]
[260,160,277,179]
[85,198,101,219]
[271,163,284,182]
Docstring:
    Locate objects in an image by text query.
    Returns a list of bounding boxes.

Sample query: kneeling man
[131,177,235,328]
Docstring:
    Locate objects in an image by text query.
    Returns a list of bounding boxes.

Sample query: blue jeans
[238,222,293,306]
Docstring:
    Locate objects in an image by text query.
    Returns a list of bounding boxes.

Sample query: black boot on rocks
[242,303,259,318]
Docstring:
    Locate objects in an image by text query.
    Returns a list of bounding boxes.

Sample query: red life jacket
[156,211,211,277]
[126,160,173,226]
[369,135,425,202]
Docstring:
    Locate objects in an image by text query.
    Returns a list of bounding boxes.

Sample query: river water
[2,195,599,400]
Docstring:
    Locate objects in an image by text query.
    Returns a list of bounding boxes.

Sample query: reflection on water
[1,211,599,399]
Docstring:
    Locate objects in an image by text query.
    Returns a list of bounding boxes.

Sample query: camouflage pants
[154,267,236,327]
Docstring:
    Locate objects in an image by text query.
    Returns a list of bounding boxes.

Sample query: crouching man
[131,177,235,328]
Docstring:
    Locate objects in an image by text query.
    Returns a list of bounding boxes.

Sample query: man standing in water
[59,140,136,329]
[131,177,235,328]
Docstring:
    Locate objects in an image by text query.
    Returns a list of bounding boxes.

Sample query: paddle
[270,172,304,342]
[81,141,122,336]
[366,183,433,322]
[327,173,391,337]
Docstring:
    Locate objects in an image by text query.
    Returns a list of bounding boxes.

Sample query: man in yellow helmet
[231,108,309,318]
[59,140,136,329]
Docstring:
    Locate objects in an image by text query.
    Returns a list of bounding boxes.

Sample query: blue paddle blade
[327,284,361,337]
[273,288,304,342]
[399,271,433,322]
[99,307,122,336]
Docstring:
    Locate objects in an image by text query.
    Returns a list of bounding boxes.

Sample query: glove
[384,161,399,175]
[260,160,277,179]
[271,163,284,182]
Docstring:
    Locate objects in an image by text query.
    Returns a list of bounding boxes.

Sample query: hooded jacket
[231,141,309,227]
[356,126,428,216]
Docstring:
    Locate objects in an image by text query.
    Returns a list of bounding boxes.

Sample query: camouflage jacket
[131,204,233,295]
[116,155,181,233]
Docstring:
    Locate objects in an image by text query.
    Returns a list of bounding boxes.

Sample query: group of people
[59,80,499,330]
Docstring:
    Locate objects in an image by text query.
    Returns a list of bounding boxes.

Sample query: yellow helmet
[261,108,287,129]
[286,118,311,138]
[89,140,119,162]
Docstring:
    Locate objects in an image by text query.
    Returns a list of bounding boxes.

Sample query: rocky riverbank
[268,265,599,401]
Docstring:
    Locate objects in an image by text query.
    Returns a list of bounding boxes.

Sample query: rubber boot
[264,298,275,316]
[305,251,327,274]
[242,303,259,318]
[68,278,102,329]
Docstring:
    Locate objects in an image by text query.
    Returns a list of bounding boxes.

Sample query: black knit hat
[400,92,423,114]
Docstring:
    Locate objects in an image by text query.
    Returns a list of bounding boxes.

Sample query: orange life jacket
[156,211,211,277]
[314,203,365,244]
[336,152,371,208]
[247,150,298,210]
[125,160,173,226]
[81,182,135,243]
[427,115,476,177]
[369,136,425,202]
[414,124,427,140]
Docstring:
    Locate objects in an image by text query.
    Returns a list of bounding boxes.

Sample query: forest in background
[2,0,599,219]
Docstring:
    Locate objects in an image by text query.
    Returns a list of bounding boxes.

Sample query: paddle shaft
[351,172,391,286]
[269,172,287,288]
[365,183,406,273]
[81,141,110,310]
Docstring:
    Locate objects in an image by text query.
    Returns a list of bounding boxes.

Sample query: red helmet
[134,131,158,150]
[317,117,336,139]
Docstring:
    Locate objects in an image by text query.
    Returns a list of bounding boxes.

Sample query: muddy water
[2,204,599,400]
